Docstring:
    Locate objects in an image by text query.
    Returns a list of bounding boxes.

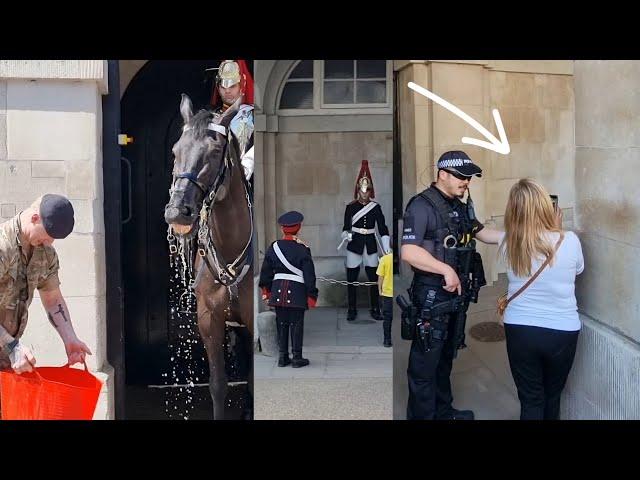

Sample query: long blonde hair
[500,179,560,277]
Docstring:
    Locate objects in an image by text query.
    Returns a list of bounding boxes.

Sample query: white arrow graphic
[408,81,510,155]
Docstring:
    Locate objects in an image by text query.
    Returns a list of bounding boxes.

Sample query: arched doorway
[119,60,253,418]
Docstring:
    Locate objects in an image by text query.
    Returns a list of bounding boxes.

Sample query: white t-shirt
[499,230,584,332]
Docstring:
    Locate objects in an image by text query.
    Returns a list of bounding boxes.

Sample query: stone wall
[395,60,575,283]
[0,61,112,419]
[562,60,640,419]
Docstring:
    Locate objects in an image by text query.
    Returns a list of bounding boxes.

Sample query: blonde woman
[499,179,584,420]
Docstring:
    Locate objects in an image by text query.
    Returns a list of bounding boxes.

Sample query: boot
[290,317,309,368]
[347,309,358,322]
[365,266,381,320]
[278,354,291,367]
[277,316,291,367]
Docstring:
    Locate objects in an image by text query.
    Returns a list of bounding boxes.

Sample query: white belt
[352,227,375,235]
[274,273,305,283]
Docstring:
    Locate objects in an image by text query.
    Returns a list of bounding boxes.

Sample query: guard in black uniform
[259,211,318,368]
[400,151,500,420]
[340,160,391,321]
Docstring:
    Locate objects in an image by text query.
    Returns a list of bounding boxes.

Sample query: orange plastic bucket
[0,362,103,420]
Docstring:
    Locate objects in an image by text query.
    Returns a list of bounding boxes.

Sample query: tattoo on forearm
[47,312,58,329]
[54,304,68,323]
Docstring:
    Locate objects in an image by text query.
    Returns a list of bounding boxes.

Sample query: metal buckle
[443,234,458,249]
[198,248,206,257]
[169,244,178,254]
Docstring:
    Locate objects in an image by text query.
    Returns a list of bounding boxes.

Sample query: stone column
[0,60,112,419]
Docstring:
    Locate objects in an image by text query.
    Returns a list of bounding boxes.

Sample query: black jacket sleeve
[375,203,389,237]
[300,247,318,300]
[258,244,275,290]
[343,203,352,232]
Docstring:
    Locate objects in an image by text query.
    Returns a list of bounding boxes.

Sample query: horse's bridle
[169,119,253,289]
[171,121,230,199]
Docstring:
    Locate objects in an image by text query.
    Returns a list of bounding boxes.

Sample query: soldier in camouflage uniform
[0,195,92,388]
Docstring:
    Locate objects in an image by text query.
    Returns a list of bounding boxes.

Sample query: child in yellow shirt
[376,250,394,347]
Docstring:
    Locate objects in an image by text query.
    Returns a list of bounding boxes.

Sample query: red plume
[354,159,375,199]
[210,59,254,107]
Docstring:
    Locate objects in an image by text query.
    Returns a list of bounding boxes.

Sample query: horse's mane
[188,109,216,139]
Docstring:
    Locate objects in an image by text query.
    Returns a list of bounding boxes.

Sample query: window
[278,60,391,114]
[279,60,314,109]
[323,60,387,106]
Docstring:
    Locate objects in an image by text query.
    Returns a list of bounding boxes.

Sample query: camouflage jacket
[0,215,60,366]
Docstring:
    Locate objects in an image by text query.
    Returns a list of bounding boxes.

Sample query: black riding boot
[290,316,309,368]
[277,315,291,367]
[365,266,382,320]
[346,267,360,321]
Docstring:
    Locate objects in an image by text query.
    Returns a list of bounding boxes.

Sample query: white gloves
[240,145,254,180]
[341,231,353,242]
[9,341,36,374]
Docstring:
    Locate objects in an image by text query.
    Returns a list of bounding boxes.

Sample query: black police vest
[410,186,474,278]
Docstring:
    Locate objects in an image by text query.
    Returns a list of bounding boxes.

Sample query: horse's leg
[198,292,228,420]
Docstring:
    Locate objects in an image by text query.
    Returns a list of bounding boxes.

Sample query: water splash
[164,230,251,420]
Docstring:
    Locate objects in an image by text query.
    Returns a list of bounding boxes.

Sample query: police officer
[0,195,92,380]
[401,151,502,420]
[259,211,318,368]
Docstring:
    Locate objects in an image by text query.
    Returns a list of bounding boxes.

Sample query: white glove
[240,145,254,180]
[381,235,391,255]
[9,341,36,374]
[341,231,353,242]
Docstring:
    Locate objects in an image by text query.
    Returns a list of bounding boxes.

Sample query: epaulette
[294,236,310,248]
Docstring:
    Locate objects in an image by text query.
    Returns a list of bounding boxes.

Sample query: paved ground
[393,274,521,420]
[255,307,392,420]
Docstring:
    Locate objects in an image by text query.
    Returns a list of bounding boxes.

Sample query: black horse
[164,94,253,420]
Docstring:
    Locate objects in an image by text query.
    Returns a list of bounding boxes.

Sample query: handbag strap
[505,232,565,306]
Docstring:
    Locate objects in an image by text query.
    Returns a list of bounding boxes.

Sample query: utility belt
[351,227,375,235]
[396,287,465,352]
[411,270,446,287]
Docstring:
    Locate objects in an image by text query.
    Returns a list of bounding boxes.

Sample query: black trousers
[275,307,306,357]
[381,296,392,342]
[504,324,579,420]
[346,266,379,312]
[406,281,459,420]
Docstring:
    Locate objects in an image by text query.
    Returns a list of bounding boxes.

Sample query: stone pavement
[255,307,392,419]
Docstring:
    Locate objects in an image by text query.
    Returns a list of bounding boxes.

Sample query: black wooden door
[120,60,219,385]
